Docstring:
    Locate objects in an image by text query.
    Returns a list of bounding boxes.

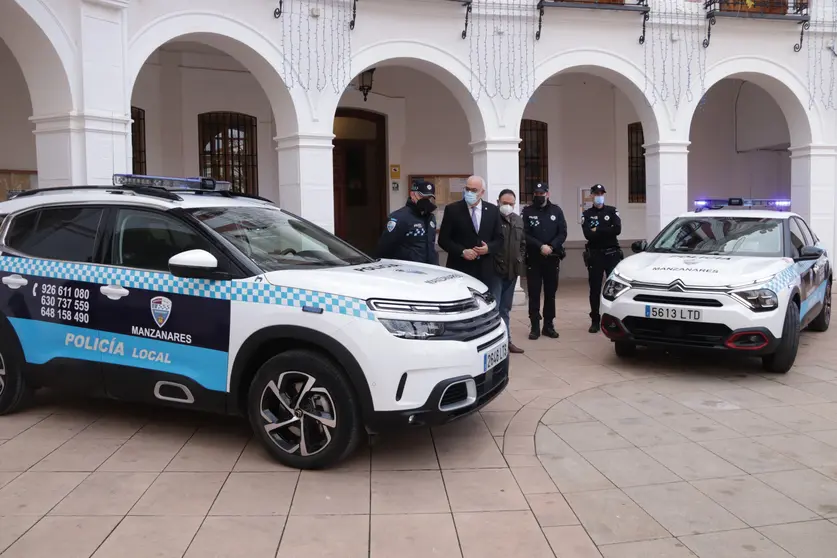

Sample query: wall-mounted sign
[390,165,401,179]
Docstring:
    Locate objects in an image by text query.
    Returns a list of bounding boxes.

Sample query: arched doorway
[332,108,387,254]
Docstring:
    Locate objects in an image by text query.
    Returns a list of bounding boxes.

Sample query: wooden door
[333,144,347,239]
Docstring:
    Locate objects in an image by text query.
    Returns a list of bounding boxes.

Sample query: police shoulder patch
[429,220,436,228]
[581,216,585,223]
[386,219,397,232]
[615,210,620,217]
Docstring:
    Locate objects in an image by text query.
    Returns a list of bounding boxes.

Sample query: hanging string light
[274,0,353,94]
[643,0,707,110]
[807,0,837,110]
[468,0,538,102]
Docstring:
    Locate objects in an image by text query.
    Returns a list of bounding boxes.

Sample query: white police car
[599,198,830,373]
[0,175,508,469]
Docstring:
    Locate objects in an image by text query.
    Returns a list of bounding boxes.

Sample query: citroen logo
[667,280,687,292]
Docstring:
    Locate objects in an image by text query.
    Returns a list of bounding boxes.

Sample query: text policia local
[65,333,172,364]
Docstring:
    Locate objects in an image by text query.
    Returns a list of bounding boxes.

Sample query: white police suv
[0,175,508,469]
[599,198,830,373]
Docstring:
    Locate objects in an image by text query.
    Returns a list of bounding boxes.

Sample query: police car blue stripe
[800,278,829,319]
[0,256,376,321]
[9,318,229,392]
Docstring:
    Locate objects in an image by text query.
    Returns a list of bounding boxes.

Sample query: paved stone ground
[3,281,837,557]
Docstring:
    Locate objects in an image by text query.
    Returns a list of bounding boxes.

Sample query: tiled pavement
[3,282,837,557]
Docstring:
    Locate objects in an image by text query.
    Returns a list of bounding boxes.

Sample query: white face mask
[499,204,514,216]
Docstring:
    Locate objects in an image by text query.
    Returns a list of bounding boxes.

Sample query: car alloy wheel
[0,352,5,397]
[826,281,832,324]
[259,371,337,457]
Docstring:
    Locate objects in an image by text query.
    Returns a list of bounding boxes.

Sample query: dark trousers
[587,248,622,321]
[526,256,559,324]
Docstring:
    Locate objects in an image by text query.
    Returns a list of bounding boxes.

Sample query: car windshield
[647,216,784,257]
[188,206,374,271]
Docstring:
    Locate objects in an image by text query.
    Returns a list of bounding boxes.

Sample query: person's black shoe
[528,320,540,340]
[588,320,601,334]
[542,323,559,339]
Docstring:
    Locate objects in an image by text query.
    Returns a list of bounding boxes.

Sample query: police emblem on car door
[150,296,172,328]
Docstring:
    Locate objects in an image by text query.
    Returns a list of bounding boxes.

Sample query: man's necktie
[471,206,479,232]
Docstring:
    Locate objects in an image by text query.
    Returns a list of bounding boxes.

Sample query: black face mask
[416,198,437,214]
[533,196,547,207]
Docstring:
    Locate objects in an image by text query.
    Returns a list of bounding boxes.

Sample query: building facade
[1,0,836,277]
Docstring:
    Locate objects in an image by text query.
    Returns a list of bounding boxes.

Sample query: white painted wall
[1,39,796,239]
[0,38,35,172]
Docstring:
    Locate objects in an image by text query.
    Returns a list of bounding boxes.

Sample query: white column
[644,141,690,239]
[472,137,527,305]
[31,113,131,188]
[471,138,521,204]
[30,0,130,187]
[790,144,837,255]
[275,132,335,232]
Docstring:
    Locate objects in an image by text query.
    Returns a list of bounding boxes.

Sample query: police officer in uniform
[582,184,622,333]
[522,182,567,340]
[377,180,439,265]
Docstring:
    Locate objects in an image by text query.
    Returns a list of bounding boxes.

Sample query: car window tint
[794,217,815,246]
[788,218,806,257]
[113,209,213,272]
[6,207,103,262]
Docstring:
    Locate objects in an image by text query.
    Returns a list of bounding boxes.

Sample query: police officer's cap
[591,184,607,194]
[534,182,549,194]
[411,181,436,197]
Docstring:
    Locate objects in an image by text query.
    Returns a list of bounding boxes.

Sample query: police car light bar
[112,174,229,191]
[694,198,791,212]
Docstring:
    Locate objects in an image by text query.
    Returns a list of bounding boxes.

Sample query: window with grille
[519,119,548,204]
[628,122,646,204]
[198,112,259,195]
[131,106,147,175]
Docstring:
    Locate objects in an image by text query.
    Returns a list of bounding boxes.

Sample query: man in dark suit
[438,175,504,302]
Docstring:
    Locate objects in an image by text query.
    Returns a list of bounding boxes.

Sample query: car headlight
[602,277,631,301]
[379,319,445,339]
[732,288,779,312]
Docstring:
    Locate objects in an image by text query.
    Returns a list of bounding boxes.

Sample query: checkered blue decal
[763,261,816,294]
[0,256,376,321]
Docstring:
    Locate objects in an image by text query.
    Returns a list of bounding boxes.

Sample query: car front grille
[622,316,731,347]
[632,294,723,308]
[434,309,503,342]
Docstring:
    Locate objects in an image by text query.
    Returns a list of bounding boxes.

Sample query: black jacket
[522,200,568,259]
[438,199,504,283]
[582,204,621,250]
[377,201,439,265]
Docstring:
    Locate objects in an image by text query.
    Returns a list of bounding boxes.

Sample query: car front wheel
[247,349,362,470]
[762,301,800,374]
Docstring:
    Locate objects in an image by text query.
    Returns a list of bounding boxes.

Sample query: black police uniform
[582,184,622,333]
[376,181,439,265]
[522,183,567,339]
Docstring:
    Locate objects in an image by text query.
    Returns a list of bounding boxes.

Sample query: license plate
[483,341,508,372]
[645,305,702,321]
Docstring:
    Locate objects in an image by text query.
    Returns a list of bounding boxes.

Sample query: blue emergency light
[694,198,791,212]
[112,174,232,192]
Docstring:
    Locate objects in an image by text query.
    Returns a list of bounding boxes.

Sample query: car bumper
[365,356,509,432]
[335,313,509,416]
[600,290,784,354]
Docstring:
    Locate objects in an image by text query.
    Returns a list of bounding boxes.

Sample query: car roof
[0,187,278,214]
[678,210,798,220]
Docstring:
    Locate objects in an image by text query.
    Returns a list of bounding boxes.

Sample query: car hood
[615,252,792,288]
[261,259,489,301]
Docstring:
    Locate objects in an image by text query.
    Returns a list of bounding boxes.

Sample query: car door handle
[100,285,129,300]
[1,274,28,289]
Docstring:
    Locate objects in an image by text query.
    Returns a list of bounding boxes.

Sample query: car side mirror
[796,245,825,261]
[168,249,231,280]
[631,240,647,254]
